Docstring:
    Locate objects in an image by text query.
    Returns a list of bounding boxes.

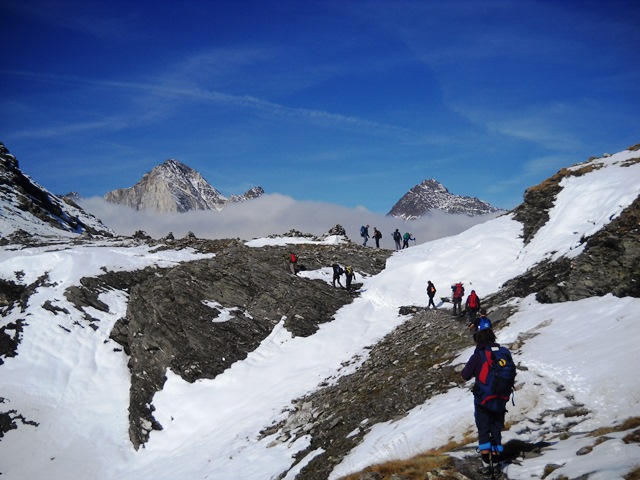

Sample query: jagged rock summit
[104,159,264,213]
[0,142,113,243]
[387,178,500,219]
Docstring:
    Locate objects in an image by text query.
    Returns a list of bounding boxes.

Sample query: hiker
[373,227,382,248]
[331,263,344,288]
[426,281,437,309]
[360,225,370,246]
[469,308,491,333]
[402,232,414,249]
[461,321,515,475]
[345,265,357,291]
[392,229,402,250]
[451,282,465,316]
[289,252,298,276]
[466,290,481,323]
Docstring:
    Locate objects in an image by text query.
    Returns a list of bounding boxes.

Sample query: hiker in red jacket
[466,289,481,323]
[451,282,464,316]
[289,252,298,275]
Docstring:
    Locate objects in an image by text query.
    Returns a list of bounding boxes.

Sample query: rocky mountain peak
[104,159,264,213]
[387,178,500,219]
[229,186,265,203]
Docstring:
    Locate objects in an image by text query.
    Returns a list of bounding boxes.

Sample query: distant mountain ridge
[387,179,500,219]
[104,159,264,213]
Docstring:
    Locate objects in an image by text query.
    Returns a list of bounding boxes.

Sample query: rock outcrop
[65,237,392,449]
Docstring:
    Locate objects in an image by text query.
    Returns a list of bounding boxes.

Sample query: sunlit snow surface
[1,150,639,479]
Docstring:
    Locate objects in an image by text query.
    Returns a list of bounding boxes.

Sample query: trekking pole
[489,433,498,479]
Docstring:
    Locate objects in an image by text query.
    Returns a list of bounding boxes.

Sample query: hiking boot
[477,465,502,478]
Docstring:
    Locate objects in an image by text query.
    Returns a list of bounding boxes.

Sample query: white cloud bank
[79,193,502,244]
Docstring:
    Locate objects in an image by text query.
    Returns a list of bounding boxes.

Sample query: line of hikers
[429,279,517,476]
[360,225,415,250]
[290,253,515,474]
[288,252,358,291]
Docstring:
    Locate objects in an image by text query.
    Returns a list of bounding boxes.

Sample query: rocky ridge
[0,143,113,242]
[387,179,500,219]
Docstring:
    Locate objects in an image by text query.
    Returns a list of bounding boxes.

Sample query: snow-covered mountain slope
[387,179,500,219]
[0,143,113,241]
[104,159,264,212]
[0,146,639,480]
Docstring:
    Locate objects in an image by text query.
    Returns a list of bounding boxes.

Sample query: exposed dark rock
[0,402,39,439]
[61,238,392,449]
[0,320,24,366]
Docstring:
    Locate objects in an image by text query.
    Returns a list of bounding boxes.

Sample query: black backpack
[474,345,517,412]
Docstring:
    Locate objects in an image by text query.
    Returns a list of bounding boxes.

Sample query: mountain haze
[388,179,500,219]
[104,159,264,213]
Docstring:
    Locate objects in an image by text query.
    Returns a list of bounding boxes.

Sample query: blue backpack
[360,226,366,237]
[474,345,516,412]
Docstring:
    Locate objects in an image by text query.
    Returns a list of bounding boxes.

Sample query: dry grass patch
[624,465,640,480]
[588,417,640,437]
[339,453,454,480]
[338,436,475,480]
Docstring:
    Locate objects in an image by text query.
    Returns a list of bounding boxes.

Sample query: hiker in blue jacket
[331,263,344,288]
[469,308,491,333]
[461,322,505,473]
[360,225,370,246]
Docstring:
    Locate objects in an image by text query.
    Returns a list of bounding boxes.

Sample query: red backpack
[468,292,478,308]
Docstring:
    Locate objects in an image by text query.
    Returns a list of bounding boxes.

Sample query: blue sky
[1,0,638,213]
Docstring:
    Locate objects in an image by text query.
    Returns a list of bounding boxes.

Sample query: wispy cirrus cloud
[7,70,431,143]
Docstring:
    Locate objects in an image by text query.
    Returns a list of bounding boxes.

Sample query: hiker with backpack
[345,265,357,291]
[402,232,414,249]
[451,282,465,316]
[466,290,481,323]
[373,227,382,248]
[331,263,344,288]
[426,280,437,309]
[469,308,491,333]
[360,225,370,246]
[289,252,298,276]
[461,321,516,476]
[392,229,402,250]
